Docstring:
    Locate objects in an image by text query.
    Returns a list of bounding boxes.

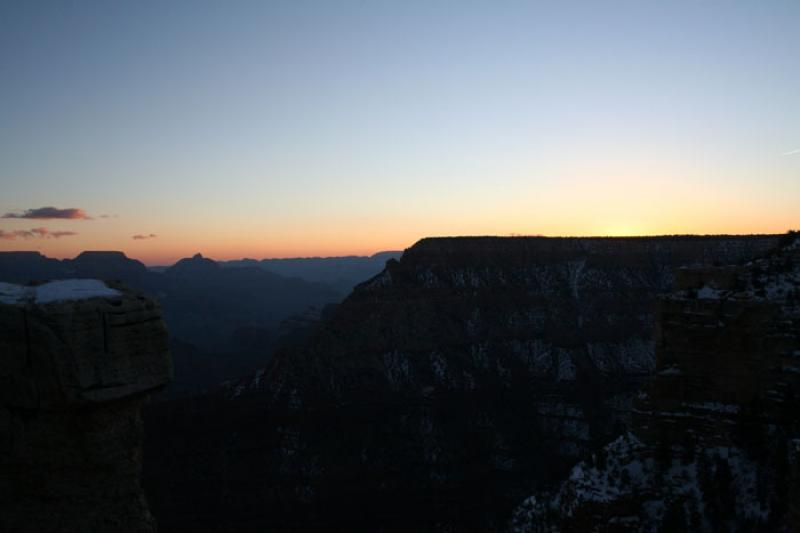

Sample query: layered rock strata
[0,280,172,532]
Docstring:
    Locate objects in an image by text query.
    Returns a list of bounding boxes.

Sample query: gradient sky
[1,1,798,264]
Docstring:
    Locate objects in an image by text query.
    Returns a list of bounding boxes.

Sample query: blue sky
[1,1,798,263]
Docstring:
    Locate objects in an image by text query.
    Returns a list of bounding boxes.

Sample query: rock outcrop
[0,280,172,532]
[144,234,780,531]
[512,234,800,531]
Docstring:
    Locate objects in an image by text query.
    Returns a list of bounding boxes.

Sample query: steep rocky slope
[144,235,779,531]
[0,281,172,532]
[512,234,800,531]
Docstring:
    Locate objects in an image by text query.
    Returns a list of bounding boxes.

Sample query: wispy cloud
[782,148,800,156]
[2,206,92,220]
[50,230,79,238]
[132,233,157,240]
[0,227,78,240]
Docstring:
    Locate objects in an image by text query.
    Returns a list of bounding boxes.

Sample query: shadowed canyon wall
[145,235,780,531]
[512,236,799,531]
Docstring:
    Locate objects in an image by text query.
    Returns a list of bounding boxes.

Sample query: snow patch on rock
[0,280,121,305]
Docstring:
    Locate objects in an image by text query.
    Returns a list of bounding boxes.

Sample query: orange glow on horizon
[2,223,796,266]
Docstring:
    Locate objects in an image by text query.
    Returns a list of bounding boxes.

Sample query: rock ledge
[0,281,172,532]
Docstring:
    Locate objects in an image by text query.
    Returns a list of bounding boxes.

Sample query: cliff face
[0,280,172,533]
[512,236,800,531]
[144,235,779,531]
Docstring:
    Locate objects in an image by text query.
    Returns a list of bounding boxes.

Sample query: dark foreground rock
[145,234,780,532]
[0,280,172,533]
[512,235,800,531]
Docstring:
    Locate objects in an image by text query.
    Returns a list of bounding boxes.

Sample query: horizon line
[1,231,794,266]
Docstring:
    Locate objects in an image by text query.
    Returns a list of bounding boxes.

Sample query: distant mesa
[73,251,142,265]
[0,250,149,284]
[69,251,148,281]
[0,251,68,283]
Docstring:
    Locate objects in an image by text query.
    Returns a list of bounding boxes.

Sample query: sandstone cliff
[0,280,172,532]
[512,235,800,531]
[144,235,779,531]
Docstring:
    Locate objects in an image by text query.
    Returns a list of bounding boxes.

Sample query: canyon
[2,234,794,531]
[144,234,782,531]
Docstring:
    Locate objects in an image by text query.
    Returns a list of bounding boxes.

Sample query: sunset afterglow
[2,2,798,264]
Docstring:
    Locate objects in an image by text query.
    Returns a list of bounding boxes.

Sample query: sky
[1,1,798,265]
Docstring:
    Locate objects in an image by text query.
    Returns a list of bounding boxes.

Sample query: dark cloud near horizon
[0,227,78,240]
[2,207,92,220]
[50,230,78,238]
[132,233,157,240]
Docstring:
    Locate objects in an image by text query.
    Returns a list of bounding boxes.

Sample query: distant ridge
[0,249,342,391]
[219,250,403,293]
